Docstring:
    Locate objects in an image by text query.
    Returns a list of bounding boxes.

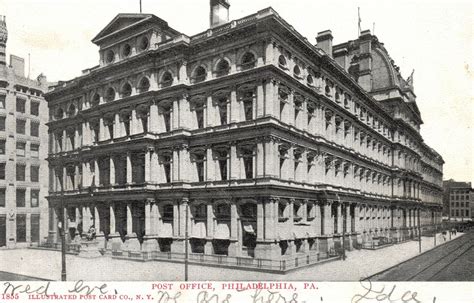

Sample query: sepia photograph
[0,0,472,296]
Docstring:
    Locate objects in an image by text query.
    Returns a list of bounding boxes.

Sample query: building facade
[45,2,444,265]
[0,16,50,248]
[443,179,472,221]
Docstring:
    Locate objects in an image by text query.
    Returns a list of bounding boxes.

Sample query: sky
[1,0,472,183]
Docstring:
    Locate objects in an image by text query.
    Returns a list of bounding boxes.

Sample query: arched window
[105,87,115,102]
[122,44,131,58]
[91,94,100,107]
[215,59,230,77]
[105,50,115,64]
[120,83,132,98]
[161,72,173,88]
[137,77,150,93]
[139,36,149,51]
[278,55,287,69]
[241,52,256,70]
[54,107,64,120]
[306,74,314,86]
[215,203,230,219]
[240,203,257,219]
[293,65,301,77]
[192,66,207,83]
[67,104,76,117]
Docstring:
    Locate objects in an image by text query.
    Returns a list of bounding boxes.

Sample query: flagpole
[140,0,142,13]
[358,7,361,36]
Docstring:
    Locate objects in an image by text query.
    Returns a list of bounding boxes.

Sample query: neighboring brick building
[443,179,472,221]
[0,16,50,248]
[44,1,443,270]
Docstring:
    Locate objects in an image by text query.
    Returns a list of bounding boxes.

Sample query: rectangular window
[31,214,40,242]
[0,163,5,180]
[30,190,39,207]
[16,119,26,134]
[16,142,26,157]
[16,214,27,243]
[16,98,26,113]
[30,144,39,158]
[16,164,26,181]
[30,102,40,116]
[0,140,5,155]
[0,116,5,131]
[30,166,39,182]
[16,189,25,207]
[30,122,39,137]
[0,188,5,207]
[0,94,5,109]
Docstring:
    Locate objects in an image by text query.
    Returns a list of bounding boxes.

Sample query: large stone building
[0,16,50,248]
[45,2,444,269]
[443,179,472,221]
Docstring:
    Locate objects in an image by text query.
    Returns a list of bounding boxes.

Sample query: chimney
[334,48,349,71]
[0,16,7,66]
[316,30,333,58]
[10,55,25,77]
[210,0,230,28]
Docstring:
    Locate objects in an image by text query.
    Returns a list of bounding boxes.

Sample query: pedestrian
[442,230,447,241]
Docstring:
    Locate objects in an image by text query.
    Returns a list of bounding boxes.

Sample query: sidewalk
[0,232,464,281]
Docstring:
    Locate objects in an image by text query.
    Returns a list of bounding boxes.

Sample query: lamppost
[58,202,67,281]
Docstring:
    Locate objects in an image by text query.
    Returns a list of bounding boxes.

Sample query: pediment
[92,13,167,44]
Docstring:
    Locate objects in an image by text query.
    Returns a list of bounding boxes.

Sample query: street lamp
[58,213,66,281]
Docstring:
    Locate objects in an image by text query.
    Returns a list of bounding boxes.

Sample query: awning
[214,223,230,240]
[242,222,256,235]
[191,221,207,239]
[157,222,173,238]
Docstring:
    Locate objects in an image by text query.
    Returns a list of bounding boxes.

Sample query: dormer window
[120,83,132,98]
[105,50,115,64]
[192,66,207,83]
[139,36,149,51]
[105,87,115,102]
[122,44,131,58]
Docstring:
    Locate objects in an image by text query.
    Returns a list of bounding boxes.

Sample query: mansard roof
[92,13,179,45]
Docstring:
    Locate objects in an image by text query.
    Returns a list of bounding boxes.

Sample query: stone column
[114,113,121,138]
[145,149,151,183]
[109,156,115,186]
[230,87,239,123]
[126,152,132,184]
[143,199,158,251]
[150,102,159,133]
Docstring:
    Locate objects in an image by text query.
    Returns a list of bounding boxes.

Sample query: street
[369,230,474,281]
[0,232,466,281]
